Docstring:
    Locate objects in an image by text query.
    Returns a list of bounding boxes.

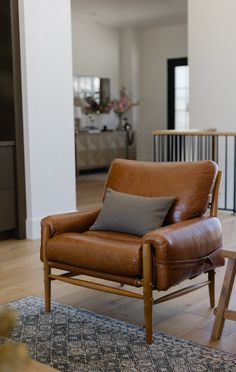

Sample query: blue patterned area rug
[3,297,236,371]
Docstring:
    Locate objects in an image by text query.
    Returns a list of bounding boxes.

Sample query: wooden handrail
[153,129,236,136]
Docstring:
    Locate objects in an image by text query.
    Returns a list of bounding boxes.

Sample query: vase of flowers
[117,112,123,131]
[108,87,139,130]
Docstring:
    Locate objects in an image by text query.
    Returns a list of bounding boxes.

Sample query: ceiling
[71,0,187,29]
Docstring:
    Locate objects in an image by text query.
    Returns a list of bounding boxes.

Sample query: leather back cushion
[104,159,218,225]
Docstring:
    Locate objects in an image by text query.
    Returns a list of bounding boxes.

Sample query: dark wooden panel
[0,189,16,231]
[10,0,26,238]
[0,0,15,141]
[0,145,14,189]
[0,1,26,238]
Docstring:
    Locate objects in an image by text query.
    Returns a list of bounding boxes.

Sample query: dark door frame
[0,0,26,239]
[11,0,26,238]
[167,57,188,130]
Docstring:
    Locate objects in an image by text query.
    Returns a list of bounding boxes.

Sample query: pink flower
[107,86,139,115]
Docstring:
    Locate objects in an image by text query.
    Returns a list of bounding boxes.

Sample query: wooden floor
[1,172,236,355]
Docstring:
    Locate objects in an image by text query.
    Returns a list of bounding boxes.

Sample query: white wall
[138,24,187,161]
[119,29,140,129]
[119,29,133,94]
[19,0,76,239]
[188,0,236,131]
[71,18,187,160]
[71,21,120,129]
[131,30,141,130]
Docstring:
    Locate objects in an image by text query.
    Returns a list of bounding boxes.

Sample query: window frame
[167,57,188,130]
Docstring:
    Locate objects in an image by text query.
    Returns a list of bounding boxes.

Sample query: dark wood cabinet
[0,0,26,238]
[0,142,16,232]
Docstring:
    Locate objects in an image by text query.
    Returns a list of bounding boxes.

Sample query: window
[167,58,189,130]
[175,66,189,130]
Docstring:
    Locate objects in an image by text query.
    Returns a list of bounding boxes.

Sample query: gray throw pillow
[90,188,175,236]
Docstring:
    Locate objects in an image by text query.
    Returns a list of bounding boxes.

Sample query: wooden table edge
[24,360,58,372]
[222,249,236,259]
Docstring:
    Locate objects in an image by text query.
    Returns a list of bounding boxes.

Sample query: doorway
[167,57,189,130]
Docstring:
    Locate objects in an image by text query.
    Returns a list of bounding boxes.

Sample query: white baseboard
[25,208,77,240]
[26,218,41,240]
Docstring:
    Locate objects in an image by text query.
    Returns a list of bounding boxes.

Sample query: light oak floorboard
[0,173,236,354]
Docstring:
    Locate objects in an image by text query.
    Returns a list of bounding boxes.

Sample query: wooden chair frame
[43,171,222,344]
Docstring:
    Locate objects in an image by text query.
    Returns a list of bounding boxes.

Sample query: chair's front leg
[44,261,51,312]
[42,225,52,312]
[142,243,153,344]
[208,269,215,308]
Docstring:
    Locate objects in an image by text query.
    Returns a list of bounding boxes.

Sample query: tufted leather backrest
[104,159,218,225]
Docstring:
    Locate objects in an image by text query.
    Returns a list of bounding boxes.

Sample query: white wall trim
[26,218,41,240]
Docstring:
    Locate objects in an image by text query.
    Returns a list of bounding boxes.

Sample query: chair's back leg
[208,269,215,308]
[143,243,153,344]
[44,262,51,312]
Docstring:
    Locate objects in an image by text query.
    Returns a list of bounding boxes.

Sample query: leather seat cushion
[83,230,141,243]
[46,230,142,277]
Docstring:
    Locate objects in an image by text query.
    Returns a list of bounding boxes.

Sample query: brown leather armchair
[41,159,224,344]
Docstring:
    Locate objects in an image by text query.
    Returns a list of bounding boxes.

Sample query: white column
[188,0,236,210]
[19,0,76,239]
[188,0,236,130]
